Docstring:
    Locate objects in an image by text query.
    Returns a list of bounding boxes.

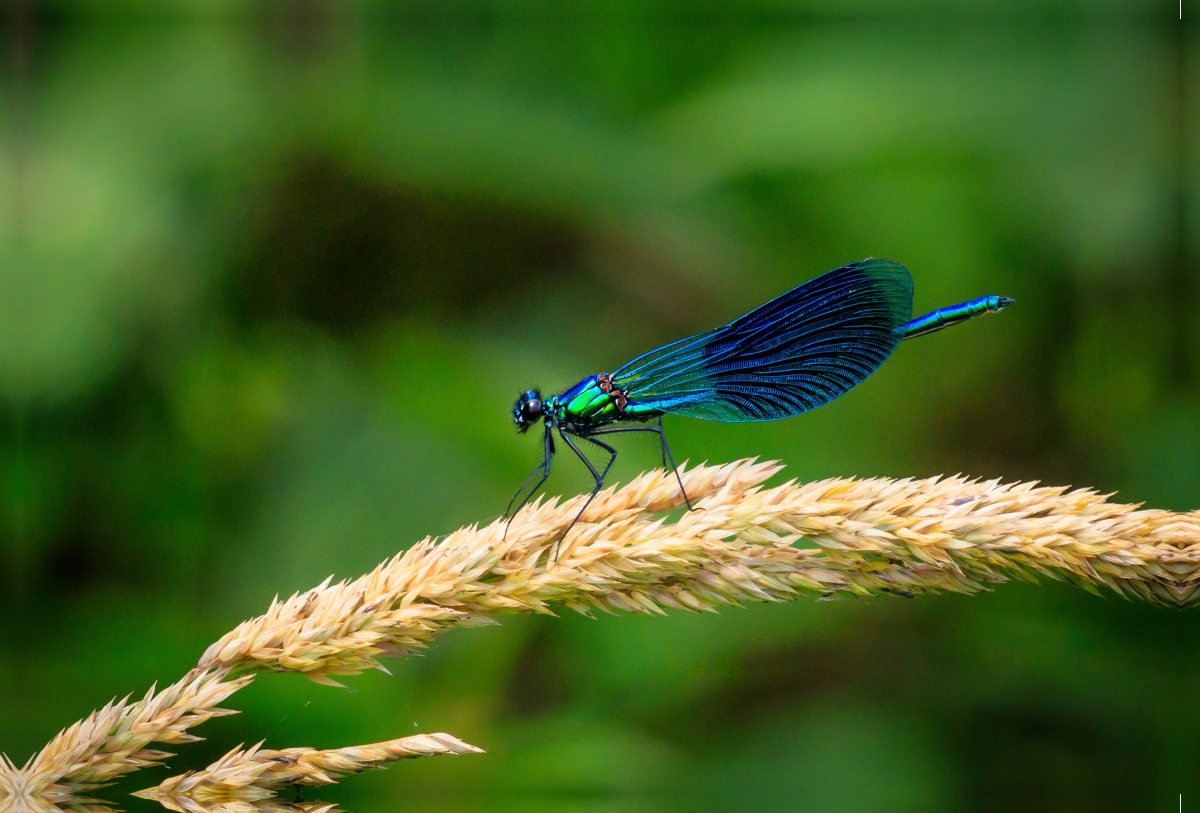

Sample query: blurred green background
[2,3,1199,812]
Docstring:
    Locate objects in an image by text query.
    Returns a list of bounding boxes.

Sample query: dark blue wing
[613,259,913,422]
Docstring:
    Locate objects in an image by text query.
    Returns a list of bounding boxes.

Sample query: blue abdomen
[903,295,1014,340]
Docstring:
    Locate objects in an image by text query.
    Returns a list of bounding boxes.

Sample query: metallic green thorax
[548,374,661,432]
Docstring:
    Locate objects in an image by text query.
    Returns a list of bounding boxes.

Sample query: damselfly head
[513,389,543,433]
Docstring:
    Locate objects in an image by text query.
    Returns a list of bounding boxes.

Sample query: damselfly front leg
[503,424,555,540]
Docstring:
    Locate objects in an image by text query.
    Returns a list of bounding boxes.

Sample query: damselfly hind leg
[503,425,555,540]
[657,416,693,511]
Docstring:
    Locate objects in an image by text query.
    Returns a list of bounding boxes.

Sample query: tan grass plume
[134,733,482,811]
[4,459,1200,812]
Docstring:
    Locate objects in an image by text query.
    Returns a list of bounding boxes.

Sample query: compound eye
[525,398,542,417]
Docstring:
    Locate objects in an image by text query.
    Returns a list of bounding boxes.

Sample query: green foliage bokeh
[2,8,1198,812]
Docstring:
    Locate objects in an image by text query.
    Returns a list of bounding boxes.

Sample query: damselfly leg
[553,430,618,558]
[586,416,693,510]
[503,424,555,540]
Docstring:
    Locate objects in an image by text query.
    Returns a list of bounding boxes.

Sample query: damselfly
[507,258,1012,542]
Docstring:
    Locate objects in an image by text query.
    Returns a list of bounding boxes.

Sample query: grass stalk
[133,734,483,811]
[3,458,1198,811]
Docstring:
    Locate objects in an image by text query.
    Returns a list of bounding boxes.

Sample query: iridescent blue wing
[613,259,913,422]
